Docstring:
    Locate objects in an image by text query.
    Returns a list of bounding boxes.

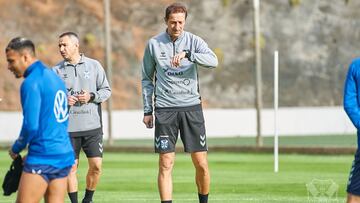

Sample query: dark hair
[165,2,187,21]
[5,37,35,56]
[59,31,79,39]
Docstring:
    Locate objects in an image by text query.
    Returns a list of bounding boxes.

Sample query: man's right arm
[141,42,156,128]
[344,60,360,129]
[141,42,156,116]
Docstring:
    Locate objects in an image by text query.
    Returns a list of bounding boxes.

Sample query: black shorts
[154,104,207,153]
[70,134,103,159]
[347,149,360,196]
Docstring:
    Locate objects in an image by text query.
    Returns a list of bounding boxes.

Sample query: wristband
[183,50,191,59]
[89,92,95,102]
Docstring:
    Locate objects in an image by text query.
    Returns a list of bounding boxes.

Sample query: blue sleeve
[344,61,360,129]
[12,81,41,154]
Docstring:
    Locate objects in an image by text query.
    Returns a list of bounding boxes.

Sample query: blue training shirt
[11,60,74,169]
[344,58,360,147]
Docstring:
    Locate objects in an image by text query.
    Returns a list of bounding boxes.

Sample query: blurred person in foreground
[141,3,218,203]
[53,32,111,203]
[344,58,360,203]
[6,37,74,203]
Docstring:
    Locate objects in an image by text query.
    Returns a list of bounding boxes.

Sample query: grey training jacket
[142,31,218,115]
[53,54,111,133]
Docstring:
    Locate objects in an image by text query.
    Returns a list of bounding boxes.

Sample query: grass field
[110,134,357,148]
[0,134,357,149]
[0,150,354,203]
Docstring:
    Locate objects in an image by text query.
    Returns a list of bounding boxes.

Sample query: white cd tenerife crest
[54,90,68,123]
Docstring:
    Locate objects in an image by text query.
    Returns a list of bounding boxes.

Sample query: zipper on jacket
[172,42,175,57]
[74,65,77,77]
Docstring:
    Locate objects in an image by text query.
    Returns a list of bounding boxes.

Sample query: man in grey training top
[141,3,218,203]
[53,32,111,203]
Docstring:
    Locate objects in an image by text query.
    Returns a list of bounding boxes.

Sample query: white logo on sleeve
[54,90,68,123]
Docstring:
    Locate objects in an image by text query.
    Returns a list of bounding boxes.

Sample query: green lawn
[1,134,357,149]
[111,134,357,148]
[0,151,354,202]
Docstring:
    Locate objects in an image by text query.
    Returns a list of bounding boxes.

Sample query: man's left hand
[171,51,186,67]
[8,149,18,160]
[77,90,91,104]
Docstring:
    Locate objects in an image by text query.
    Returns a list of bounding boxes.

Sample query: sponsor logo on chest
[159,52,167,60]
[164,68,183,76]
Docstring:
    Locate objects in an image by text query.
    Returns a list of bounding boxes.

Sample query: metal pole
[274,51,279,173]
[104,0,113,146]
[253,0,263,147]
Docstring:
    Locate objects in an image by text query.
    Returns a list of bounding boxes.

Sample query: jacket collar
[24,60,41,78]
[165,29,185,42]
[64,53,85,66]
